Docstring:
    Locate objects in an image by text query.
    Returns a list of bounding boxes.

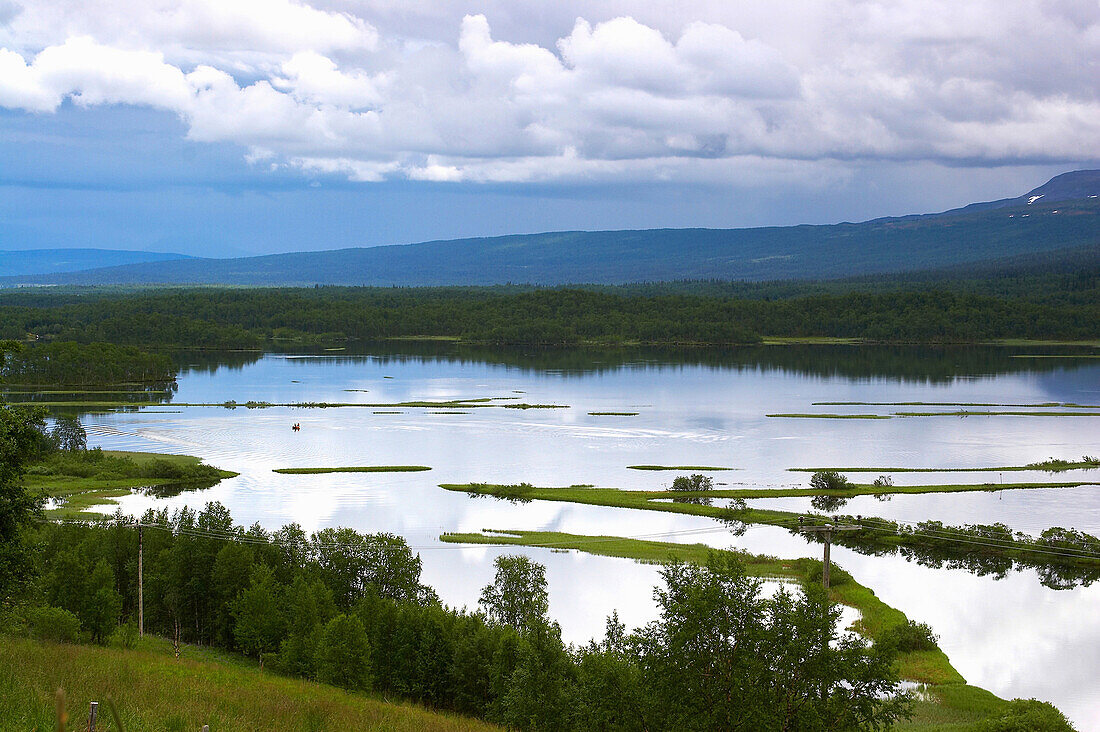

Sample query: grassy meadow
[0,636,500,732]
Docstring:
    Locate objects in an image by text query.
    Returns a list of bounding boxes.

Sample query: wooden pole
[797,518,859,589]
[137,524,144,638]
[88,701,98,732]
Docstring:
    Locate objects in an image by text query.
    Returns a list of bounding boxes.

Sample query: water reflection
[68,345,1100,729]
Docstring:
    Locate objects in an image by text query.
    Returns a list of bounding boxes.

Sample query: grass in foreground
[0,636,499,732]
[274,466,431,474]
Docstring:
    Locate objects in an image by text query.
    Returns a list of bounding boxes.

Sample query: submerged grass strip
[896,410,1100,417]
[813,401,1100,408]
[627,465,735,471]
[789,458,1100,473]
[767,413,894,419]
[588,411,639,416]
[771,411,1100,419]
[274,466,431,474]
[443,479,1099,510]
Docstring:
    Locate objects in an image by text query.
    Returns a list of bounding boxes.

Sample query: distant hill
[0,248,191,278]
[941,169,1100,215]
[3,171,1097,287]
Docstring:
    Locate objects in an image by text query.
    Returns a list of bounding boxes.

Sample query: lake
[64,343,1100,728]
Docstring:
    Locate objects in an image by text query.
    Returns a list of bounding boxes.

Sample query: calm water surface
[71,345,1100,728]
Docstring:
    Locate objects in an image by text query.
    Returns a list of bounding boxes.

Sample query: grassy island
[26,450,237,519]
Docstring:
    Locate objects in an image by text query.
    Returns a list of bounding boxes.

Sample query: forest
[0,341,176,386]
[0,276,1097,348]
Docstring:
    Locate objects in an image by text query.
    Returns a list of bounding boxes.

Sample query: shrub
[879,620,939,652]
[670,474,714,492]
[110,621,140,650]
[973,698,1075,731]
[803,559,852,587]
[809,470,851,492]
[315,614,372,691]
[25,606,81,643]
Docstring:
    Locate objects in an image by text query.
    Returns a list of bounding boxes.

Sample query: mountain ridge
[3,171,1097,286]
[0,248,192,278]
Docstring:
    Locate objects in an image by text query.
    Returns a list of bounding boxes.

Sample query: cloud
[0,1,1096,184]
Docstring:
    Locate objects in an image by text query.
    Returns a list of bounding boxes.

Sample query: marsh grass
[789,457,1100,473]
[767,413,895,419]
[27,451,237,519]
[274,466,431,474]
[814,401,1100,408]
[896,410,1100,417]
[627,465,735,471]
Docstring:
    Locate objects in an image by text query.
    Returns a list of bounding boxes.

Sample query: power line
[35,516,737,554]
[819,516,1100,562]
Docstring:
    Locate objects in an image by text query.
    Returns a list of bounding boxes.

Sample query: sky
[0,0,1097,257]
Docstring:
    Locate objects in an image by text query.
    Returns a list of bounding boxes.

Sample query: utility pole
[797,516,861,588]
[137,523,144,638]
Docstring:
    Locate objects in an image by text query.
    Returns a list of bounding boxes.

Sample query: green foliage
[277,575,336,678]
[498,620,576,730]
[315,614,373,691]
[16,505,937,731]
[110,620,140,650]
[804,559,853,587]
[2,277,1097,350]
[669,473,714,492]
[809,470,854,511]
[879,620,940,653]
[22,605,81,643]
[25,448,226,483]
[636,555,910,731]
[970,699,1076,731]
[0,403,47,606]
[479,555,549,630]
[810,469,852,492]
[51,415,87,452]
[83,559,122,644]
[311,528,431,608]
[573,614,645,732]
[0,341,175,385]
[231,565,286,659]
